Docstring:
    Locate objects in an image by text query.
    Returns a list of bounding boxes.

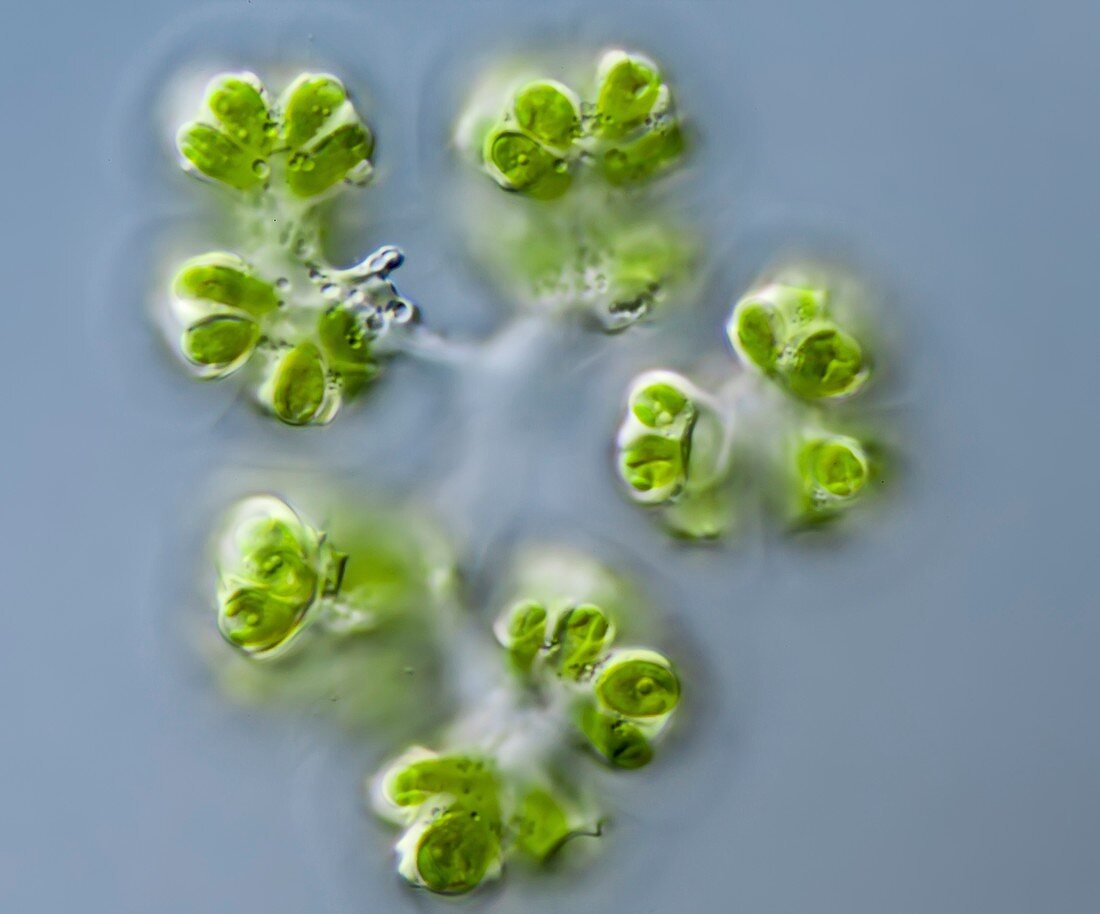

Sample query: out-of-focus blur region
[3,1,1100,913]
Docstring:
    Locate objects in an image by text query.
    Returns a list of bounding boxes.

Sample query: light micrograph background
[3,1,1099,912]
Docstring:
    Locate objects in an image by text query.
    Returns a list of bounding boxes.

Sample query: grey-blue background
[3,1,1098,912]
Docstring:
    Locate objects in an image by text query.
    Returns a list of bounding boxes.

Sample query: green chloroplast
[166,72,421,425]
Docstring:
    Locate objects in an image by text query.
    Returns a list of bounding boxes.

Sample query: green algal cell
[783,325,866,399]
[777,285,827,324]
[390,756,501,818]
[272,341,327,425]
[235,516,320,606]
[330,520,437,627]
[661,484,732,540]
[619,434,687,495]
[504,600,548,673]
[175,74,273,190]
[553,604,612,679]
[317,305,378,394]
[596,53,661,137]
[286,122,374,198]
[734,300,784,373]
[595,654,680,718]
[219,585,308,654]
[281,75,347,149]
[579,704,653,770]
[513,81,580,148]
[174,259,279,317]
[181,314,258,369]
[415,811,499,895]
[511,788,572,861]
[606,222,692,312]
[631,382,691,428]
[484,129,570,199]
[800,437,868,499]
[214,500,343,659]
[317,306,371,365]
[208,76,273,157]
[600,122,684,186]
[178,122,264,191]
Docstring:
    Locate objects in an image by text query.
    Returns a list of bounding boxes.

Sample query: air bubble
[386,299,413,323]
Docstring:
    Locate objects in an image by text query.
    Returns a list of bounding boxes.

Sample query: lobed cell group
[165,72,420,426]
